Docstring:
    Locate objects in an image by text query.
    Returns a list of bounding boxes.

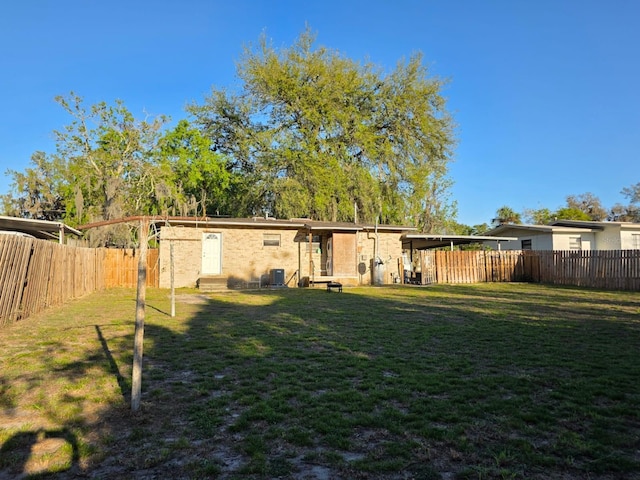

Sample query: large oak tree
[188,28,457,231]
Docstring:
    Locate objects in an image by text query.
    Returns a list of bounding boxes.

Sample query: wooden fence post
[170,241,175,318]
[131,218,149,413]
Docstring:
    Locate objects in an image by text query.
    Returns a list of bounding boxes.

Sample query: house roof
[300,219,415,233]
[0,215,82,241]
[484,223,599,236]
[550,219,640,230]
[401,233,517,250]
[77,215,416,234]
[78,215,304,230]
[165,216,307,229]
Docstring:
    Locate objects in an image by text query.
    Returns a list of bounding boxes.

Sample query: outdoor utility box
[270,269,285,286]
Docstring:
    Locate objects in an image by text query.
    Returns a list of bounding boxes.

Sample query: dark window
[263,234,281,247]
[306,235,321,253]
[521,239,532,250]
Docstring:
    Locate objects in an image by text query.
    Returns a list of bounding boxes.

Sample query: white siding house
[484,220,640,251]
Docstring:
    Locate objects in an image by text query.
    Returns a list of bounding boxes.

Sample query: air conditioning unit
[270,269,285,286]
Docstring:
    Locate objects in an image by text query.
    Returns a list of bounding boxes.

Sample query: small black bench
[326,282,343,293]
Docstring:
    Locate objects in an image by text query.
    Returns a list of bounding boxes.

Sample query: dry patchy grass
[1,283,640,479]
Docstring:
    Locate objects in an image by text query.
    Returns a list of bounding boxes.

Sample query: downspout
[374,217,379,263]
[374,218,382,286]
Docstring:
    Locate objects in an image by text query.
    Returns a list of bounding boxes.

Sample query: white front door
[201,233,222,275]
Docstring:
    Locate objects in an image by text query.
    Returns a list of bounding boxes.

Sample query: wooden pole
[297,239,301,288]
[308,230,313,286]
[170,241,175,317]
[131,218,148,413]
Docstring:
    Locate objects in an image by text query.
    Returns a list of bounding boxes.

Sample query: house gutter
[78,215,307,230]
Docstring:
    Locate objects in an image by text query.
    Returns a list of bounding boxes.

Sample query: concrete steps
[197,276,228,292]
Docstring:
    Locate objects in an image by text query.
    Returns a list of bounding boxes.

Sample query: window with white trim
[631,234,640,249]
[569,236,582,251]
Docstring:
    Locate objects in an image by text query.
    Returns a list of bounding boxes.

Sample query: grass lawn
[1,283,639,479]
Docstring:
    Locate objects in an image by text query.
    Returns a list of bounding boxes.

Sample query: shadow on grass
[0,428,79,479]
[135,285,640,478]
[95,325,130,403]
[1,284,639,479]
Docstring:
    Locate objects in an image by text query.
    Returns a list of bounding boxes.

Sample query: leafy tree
[156,120,232,216]
[2,151,67,220]
[616,183,640,222]
[492,206,522,226]
[447,222,473,235]
[447,221,489,235]
[565,192,607,221]
[621,182,640,204]
[472,223,491,234]
[523,207,553,225]
[54,93,169,225]
[3,93,176,246]
[188,27,456,230]
[608,203,637,222]
[55,93,173,245]
[553,207,591,221]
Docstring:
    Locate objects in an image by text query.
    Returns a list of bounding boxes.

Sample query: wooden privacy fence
[416,249,640,291]
[102,248,159,288]
[0,236,160,327]
[0,235,104,326]
[536,250,640,291]
[416,250,537,284]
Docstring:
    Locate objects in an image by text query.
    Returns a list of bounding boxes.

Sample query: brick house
[157,217,415,289]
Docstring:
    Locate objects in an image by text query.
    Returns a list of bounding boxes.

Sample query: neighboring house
[550,220,640,250]
[484,220,640,251]
[158,217,415,289]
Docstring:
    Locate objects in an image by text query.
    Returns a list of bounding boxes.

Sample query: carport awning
[401,234,517,250]
[0,215,81,241]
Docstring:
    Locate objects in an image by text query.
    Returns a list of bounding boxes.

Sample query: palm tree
[492,206,522,226]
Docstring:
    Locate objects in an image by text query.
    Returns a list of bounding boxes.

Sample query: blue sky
[1,0,638,226]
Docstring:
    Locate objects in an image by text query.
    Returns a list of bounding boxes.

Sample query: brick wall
[160,226,303,288]
[356,230,404,285]
[159,225,405,288]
